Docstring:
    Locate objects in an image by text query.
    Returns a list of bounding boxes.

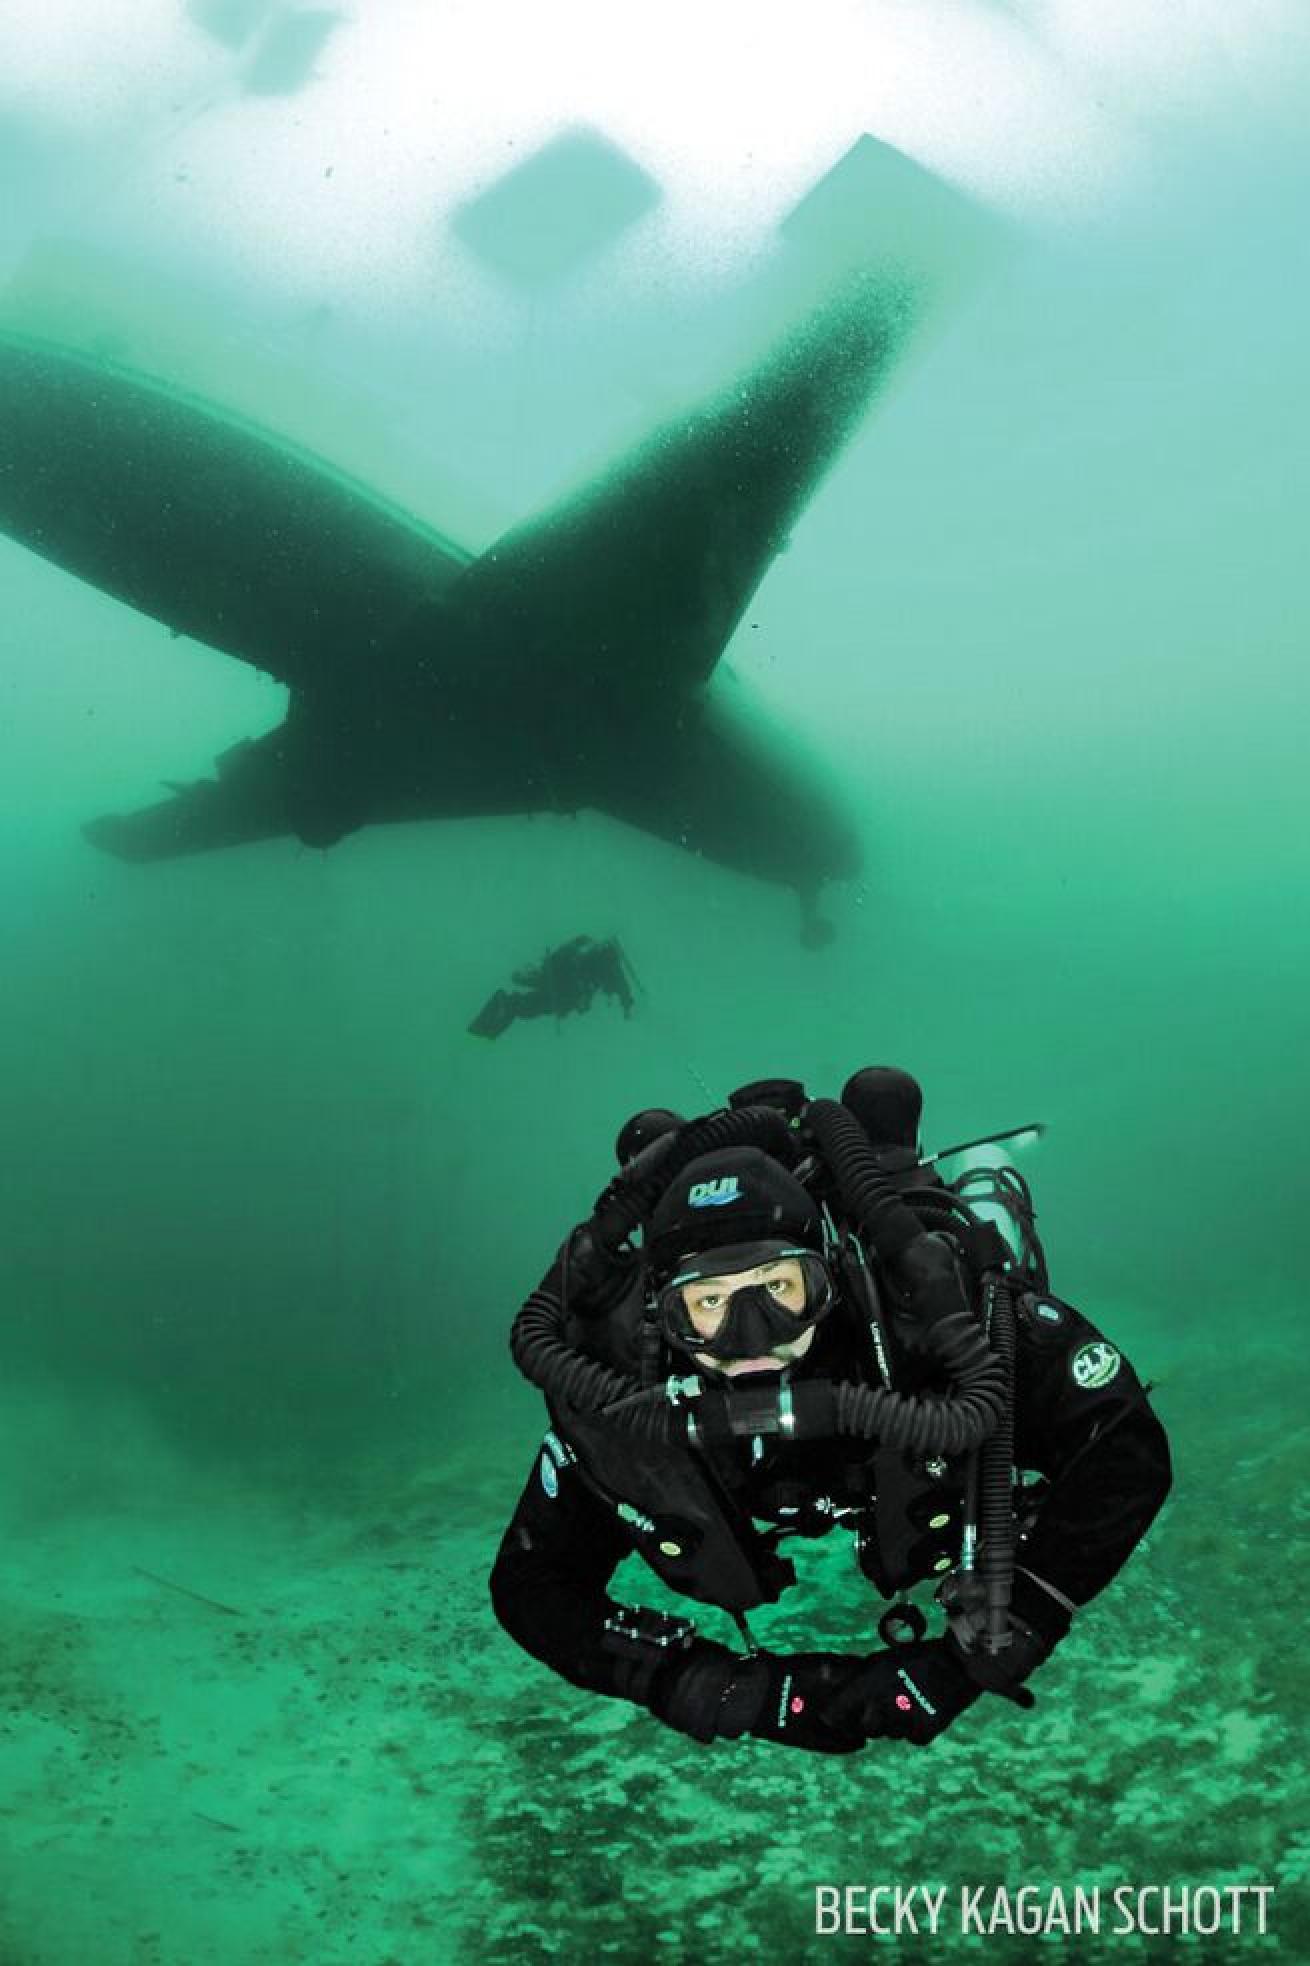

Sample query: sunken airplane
[0,280,913,940]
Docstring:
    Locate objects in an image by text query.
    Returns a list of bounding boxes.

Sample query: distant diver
[0,275,918,941]
[468,935,638,1040]
[492,1068,1171,1755]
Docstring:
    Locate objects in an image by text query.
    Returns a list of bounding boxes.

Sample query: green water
[2,9,1308,1962]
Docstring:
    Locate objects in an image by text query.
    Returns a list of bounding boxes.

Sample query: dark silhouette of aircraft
[0,279,913,938]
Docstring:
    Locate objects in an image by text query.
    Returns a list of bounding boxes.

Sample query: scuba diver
[468,935,638,1040]
[490,1068,1172,1754]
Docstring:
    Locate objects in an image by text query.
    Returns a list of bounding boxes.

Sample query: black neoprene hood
[646,1146,822,1281]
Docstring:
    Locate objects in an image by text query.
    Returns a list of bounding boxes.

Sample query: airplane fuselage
[2,293,897,916]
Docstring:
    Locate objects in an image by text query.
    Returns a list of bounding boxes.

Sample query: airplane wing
[82,780,292,862]
[81,729,302,861]
[0,331,472,692]
[443,278,914,699]
[588,691,863,906]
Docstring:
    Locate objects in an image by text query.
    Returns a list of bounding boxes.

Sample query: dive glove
[647,1637,979,1753]
[803,1640,982,1749]
[887,1232,973,1332]
[556,1219,637,1316]
[939,1568,1073,1702]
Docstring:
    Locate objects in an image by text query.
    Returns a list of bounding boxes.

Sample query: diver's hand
[557,1220,637,1315]
[939,1570,1071,1702]
[589,1121,684,1249]
[587,1175,639,1252]
[648,1640,978,1753]
[815,1640,982,1747]
[647,1641,867,1753]
[888,1233,972,1329]
[741,1653,878,1754]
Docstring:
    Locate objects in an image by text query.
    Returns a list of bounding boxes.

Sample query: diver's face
[681,1256,817,1378]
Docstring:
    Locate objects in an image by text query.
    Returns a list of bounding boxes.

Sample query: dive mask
[657,1240,834,1364]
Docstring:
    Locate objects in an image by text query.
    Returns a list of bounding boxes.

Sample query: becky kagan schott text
[813,1882,1277,1940]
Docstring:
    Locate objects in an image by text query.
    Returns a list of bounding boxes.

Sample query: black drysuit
[490,1264,1172,1753]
